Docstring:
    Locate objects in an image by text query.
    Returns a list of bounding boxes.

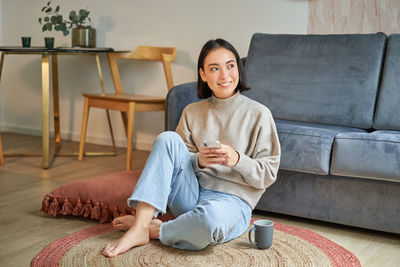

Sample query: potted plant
[38,1,96,48]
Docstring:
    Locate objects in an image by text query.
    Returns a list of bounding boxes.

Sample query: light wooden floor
[0,132,399,267]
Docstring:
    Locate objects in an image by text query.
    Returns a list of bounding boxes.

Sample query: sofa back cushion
[244,33,387,129]
[374,34,400,130]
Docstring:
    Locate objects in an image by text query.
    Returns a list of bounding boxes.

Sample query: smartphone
[202,141,221,148]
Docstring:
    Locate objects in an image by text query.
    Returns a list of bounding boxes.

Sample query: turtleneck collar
[209,91,241,111]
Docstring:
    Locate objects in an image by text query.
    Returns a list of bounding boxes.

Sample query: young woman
[103,39,280,257]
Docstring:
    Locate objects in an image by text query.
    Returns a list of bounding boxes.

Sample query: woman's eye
[228,64,235,69]
[210,67,218,71]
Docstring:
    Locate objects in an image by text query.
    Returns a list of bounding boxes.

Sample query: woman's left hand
[213,144,240,167]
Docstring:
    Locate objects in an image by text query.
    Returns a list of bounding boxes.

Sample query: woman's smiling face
[199,47,239,99]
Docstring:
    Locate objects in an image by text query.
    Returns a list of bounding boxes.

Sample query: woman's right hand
[198,147,225,168]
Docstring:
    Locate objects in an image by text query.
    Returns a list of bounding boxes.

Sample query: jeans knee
[194,207,225,244]
[154,131,181,146]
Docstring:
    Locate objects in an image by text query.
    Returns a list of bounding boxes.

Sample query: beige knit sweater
[175,92,281,209]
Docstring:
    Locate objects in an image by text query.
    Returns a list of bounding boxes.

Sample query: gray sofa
[165,33,400,234]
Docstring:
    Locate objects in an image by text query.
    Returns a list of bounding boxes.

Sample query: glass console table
[0,46,117,168]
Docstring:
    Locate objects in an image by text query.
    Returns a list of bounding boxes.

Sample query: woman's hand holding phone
[198,141,239,168]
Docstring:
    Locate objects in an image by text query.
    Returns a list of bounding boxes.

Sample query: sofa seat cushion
[275,120,366,175]
[331,131,400,182]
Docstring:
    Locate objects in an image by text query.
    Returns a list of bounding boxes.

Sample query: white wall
[0,0,308,150]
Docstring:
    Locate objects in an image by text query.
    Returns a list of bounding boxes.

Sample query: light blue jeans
[127,131,252,250]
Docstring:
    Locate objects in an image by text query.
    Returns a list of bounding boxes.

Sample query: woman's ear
[199,68,207,82]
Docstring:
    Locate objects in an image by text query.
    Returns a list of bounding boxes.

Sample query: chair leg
[120,111,129,137]
[126,103,135,171]
[0,133,4,165]
[78,97,90,161]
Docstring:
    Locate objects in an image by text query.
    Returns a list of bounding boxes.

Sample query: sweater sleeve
[232,111,281,190]
[175,107,202,171]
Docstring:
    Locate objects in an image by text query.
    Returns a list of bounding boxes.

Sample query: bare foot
[102,218,163,258]
[112,215,162,240]
[112,215,135,231]
[103,224,150,258]
[149,218,162,239]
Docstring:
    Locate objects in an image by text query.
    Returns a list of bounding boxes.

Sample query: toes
[151,219,163,226]
[103,243,117,257]
[103,250,118,258]
[114,224,127,231]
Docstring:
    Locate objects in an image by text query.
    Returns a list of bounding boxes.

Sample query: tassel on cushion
[100,202,110,224]
[90,201,101,220]
[48,198,60,216]
[82,199,92,218]
[120,209,128,217]
[72,198,83,216]
[41,196,50,213]
[113,207,120,219]
[61,198,73,216]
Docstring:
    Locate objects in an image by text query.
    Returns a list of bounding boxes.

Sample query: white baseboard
[0,124,153,151]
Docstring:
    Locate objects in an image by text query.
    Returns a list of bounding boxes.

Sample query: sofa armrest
[165,82,200,131]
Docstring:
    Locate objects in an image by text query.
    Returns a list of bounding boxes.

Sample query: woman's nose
[219,68,228,79]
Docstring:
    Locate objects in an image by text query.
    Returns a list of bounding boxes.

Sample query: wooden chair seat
[83,93,166,103]
[78,46,176,170]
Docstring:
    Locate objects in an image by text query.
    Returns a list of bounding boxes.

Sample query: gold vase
[71,26,96,48]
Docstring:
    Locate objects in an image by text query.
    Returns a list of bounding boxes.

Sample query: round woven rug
[32,220,361,267]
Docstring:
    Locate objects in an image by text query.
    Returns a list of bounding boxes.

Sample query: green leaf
[41,6,47,12]
[44,16,50,22]
[47,1,51,6]
[45,7,52,13]
[50,16,57,23]
[46,23,52,31]
[63,29,70,36]
[69,10,76,19]
[79,9,87,16]
[38,18,42,24]
[56,15,63,24]
[42,24,48,32]
[55,5,60,12]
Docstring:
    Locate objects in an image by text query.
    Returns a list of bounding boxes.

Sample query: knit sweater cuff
[191,153,202,172]
[233,151,252,177]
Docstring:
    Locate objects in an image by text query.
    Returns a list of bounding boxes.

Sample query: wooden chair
[0,134,3,165]
[78,46,176,170]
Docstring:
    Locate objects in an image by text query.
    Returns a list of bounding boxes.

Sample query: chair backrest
[107,46,177,95]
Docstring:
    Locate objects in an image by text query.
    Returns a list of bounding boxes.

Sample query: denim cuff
[127,198,163,218]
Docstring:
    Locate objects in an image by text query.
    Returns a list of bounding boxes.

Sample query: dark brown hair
[197,39,250,99]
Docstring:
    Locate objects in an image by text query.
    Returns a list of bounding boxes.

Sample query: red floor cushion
[40,171,141,223]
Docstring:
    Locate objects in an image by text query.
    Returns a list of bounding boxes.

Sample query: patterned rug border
[270,221,361,267]
[31,219,361,267]
[31,224,113,267]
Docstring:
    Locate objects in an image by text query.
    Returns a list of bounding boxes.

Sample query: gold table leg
[0,54,4,166]
[41,53,55,169]
[52,54,61,144]
[0,52,4,82]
